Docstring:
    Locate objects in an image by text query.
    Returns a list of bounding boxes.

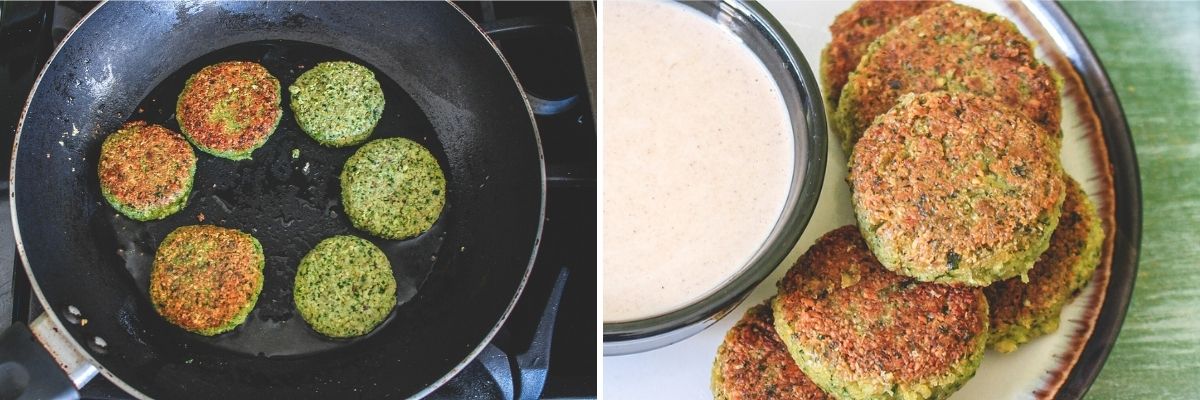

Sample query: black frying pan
[3,1,543,398]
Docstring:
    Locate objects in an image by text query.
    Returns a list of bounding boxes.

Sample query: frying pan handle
[0,317,83,399]
[514,267,569,400]
[27,315,100,392]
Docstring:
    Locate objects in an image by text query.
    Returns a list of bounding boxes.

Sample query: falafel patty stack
[708,1,1105,398]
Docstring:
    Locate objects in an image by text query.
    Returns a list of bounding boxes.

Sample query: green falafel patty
[150,225,264,336]
[834,3,1060,151]
[773,226,988,400]
[289,61,385,147]
[985,175,1104,353]
[341,137,446,240]
[713,302,829,400]
[820,0,946,110]
[98,121,197,221]
[849,92,1065,286]
[176,61,282,160]
[294,235,397,338]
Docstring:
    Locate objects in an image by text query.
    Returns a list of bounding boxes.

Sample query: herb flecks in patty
[98,121,196,221]
[341,137,446,240]
[290,61,385,147]
[150,225,264,336]
[294,235,396,338]
[177,61,282,160]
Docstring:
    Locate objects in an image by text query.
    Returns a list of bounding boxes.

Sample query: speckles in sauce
[602,1,794,322]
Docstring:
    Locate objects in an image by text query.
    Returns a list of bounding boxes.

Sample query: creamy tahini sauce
[603,1,795,322]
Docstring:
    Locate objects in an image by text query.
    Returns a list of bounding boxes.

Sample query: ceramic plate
[603,1,1140,398]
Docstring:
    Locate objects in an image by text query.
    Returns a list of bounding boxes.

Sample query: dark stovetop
[0,2,596,399]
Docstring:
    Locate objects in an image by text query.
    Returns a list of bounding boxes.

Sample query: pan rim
[7,1,548,398]
[411,1,547,399]
[5,0,148,397]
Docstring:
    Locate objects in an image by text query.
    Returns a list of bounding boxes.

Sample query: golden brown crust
[849,91,1064,284]
[838,3,1060,148]
[774,226,987,383]
[714,303,829,400]
[177,61,280,155]
[150,225,263,335]
[97,121,195,210]
[986,176,1101,341]
[822,0,946,108]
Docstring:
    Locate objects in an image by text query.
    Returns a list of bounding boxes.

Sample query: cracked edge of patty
[293,235,397,338]
[833,2,1061,152]
[985,175,1104,353]
[149,225,264,336]
[849,91,1065,286]
[341,137,446,240]
[772,226,988,400]
[289,61,385,148]
[98,121,197,221]
[176,61,282,160]
[712,301,830,400]
[820,0,946,111]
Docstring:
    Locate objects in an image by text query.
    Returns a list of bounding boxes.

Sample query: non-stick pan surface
[11,2,543,398]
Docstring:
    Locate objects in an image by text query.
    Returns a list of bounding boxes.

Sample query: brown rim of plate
[1000,3,1119,399]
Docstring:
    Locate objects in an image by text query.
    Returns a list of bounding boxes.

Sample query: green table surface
[1060,2,1200,398]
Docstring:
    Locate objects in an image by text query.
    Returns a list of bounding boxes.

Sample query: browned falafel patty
[985,175,1104,352]
[712,302,829,400]
[97,121,196,221]
[150,225,264,336]
[834,3,1060,150]
[176,61,281,160]
[772,226,988,399]
[820,0,946,109]
[850,91,1065,286]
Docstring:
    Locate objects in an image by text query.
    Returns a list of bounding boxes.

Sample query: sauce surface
[603,1,795,322]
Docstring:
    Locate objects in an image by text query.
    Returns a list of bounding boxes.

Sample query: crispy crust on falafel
[176,61,281,160]
[834,3,1060,151]
[150,225,264,336]
[772,226,988,400]
[820,0,946,110]
[97,121,196,221]
[713,302,829,400]
[985,175,1103,352]
[849,91,1065,286]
